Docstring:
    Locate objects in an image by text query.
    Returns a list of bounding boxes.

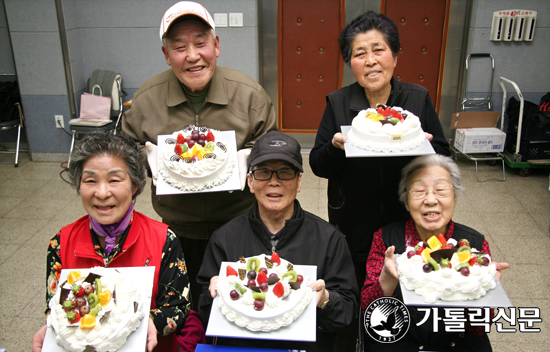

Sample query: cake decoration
[397,235,497,303]
[217,253,312,332]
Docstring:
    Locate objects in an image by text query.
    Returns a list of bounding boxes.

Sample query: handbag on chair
[80,85,111,120]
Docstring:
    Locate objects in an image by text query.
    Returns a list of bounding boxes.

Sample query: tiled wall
[1,0,549,159]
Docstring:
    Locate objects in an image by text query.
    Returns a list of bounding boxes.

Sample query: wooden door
[278,0,345,133]
[383,0,451,113]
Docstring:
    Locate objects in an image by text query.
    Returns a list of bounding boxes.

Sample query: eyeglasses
[408,187,454,200]
[250,168,298,181]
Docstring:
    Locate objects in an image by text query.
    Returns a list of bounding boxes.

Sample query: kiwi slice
[282,270,298,282]
[427,257,439,271]
[252,292,266,300]
[247,257,261,273]
[456,262,470,271]
[457,246,472,254]
[235,282,246,295]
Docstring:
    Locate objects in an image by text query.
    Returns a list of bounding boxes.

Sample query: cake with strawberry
[159,125,235,191]
[396,234,498,303]
[47,267,144,352]
[347,105,426,152]
[217,253,312,332]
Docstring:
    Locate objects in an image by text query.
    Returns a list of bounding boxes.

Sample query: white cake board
[206,263,317,342]
[395,254,512,308]
[156,131,241,195]
[43,266,155,352]
[341,125,436,158]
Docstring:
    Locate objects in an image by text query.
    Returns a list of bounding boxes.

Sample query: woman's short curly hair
[338,11,400,65]
[68,132,146,200]
[398,154,464,205]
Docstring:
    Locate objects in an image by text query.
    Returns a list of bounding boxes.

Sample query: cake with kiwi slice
[217,253,312,332]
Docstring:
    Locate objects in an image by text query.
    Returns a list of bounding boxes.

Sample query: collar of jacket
[166,67,229,107]
[348,77,403,112]
[248,200,305,250]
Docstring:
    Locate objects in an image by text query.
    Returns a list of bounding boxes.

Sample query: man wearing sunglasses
[196,131,358,352]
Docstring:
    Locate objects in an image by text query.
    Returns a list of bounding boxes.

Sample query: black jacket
[309,79,451,263]
[197,200,358,352]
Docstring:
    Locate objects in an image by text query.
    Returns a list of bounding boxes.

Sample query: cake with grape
[216,253,312,332]
[396,234,498,303]
[347,105,426,152]
[159,125,235,191]
[48,267,144,352]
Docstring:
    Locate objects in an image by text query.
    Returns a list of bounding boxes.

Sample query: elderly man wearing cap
[196,131,358,352]
[121,1,277,308]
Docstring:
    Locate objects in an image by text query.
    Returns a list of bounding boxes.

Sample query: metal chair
[0,102,25,167]
[68,75,124,167]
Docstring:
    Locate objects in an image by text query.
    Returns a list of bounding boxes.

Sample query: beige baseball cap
[159,1,215,41]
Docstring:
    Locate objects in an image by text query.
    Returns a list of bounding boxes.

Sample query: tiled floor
[0,151,548,351]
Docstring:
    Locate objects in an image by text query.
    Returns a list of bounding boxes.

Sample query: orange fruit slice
[99,290,112,307]
[421,247,433,263]
[80,314,96,329]
[457,250,471,263]
[67,271,81,284]
[426,236,442,251]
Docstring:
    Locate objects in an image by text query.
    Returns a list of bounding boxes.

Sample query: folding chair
[0,102,24,167]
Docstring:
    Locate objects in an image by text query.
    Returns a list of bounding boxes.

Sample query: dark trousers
[178,236,210,310]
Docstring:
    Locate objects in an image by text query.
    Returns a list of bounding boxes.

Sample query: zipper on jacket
[271,246,276,254]
[144,258,150,266]
[195,114,199,126]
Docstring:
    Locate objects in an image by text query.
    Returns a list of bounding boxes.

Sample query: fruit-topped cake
[47,267,144,352]
[396,234,497,303]
[347,105,426,152]
[159,125,235,191]
[217,253,312,332]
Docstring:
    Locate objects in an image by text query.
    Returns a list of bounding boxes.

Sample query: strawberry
[257,271,268,285]
[67,310,81,324]
[390,108,398,117]
[177,133,186,144]
[377,107,384,115]
[226,266,238,277]
[440,258,452,269]
[273,281,285,298]
[384,107,391,116]
[397,112,404,121]
[458,239,470,247]
[62,300,75,312]
[174,144,183,155]
[414,243,424,255]
[437,233,447,245]
[206,131,215,142]
[72,285,85,298]
[441,244,453,249]
[271,252,281,265]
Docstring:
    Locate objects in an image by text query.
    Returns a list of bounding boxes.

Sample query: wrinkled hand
[379,245,399,296]
[32,325,47,352]
[145,142,159,186]
[495,262,510,281]
[332,132,346,150]
[209,276,219,298]
[146,317,157,352]
[309,279,329,307]
[237,149,251,191]
[424,132,433,141]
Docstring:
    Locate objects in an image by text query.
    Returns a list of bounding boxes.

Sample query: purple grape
[199,133,206,141]
[422,264,433,273]
[481,257,490,266]
[197,139,206,147]
[253,299,264,311]
[259,267,268,275]
[407,251,415,259]
[460,268,470,277]
[247,271,257,280]
[79,305,90,316]
[191,130,200,140]
[229,290,240,300]
[75,297,86,307]
[259,282,268,293]
[247,279,256,287]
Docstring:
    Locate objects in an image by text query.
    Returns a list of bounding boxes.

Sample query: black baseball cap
[248,131,303,172]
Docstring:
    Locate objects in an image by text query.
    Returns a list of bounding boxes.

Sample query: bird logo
[364,297,410,343]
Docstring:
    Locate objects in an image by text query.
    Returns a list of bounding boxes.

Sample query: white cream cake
[396,241,497,304]
[159,125,235,191]
[347,106,426,152]
[48,267,144,352]
[217,253,312,332]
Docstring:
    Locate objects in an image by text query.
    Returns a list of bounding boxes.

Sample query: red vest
[59,212,178,351]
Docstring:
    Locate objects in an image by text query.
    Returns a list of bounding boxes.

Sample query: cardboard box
[450,111,506,153]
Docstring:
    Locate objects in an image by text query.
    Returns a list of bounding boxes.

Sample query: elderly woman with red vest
[32,132,204,352]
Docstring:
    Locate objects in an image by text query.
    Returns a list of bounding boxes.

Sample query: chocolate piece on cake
[99,311,111,324]
[289,281,302,290]
[113,285,117,306]
[265,257,274,269]
[238,268,246,280]
[59,286,70,304]
[83,273,101,284]
[287,263,294,271]
[267,275,280,285]
[134,302,139,313]
[247,285,260,293]
[430,248,458,263]
[239,256,246,263]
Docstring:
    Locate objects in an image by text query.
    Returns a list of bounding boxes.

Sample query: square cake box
[43,267,155,352]
[450,111,506,153]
